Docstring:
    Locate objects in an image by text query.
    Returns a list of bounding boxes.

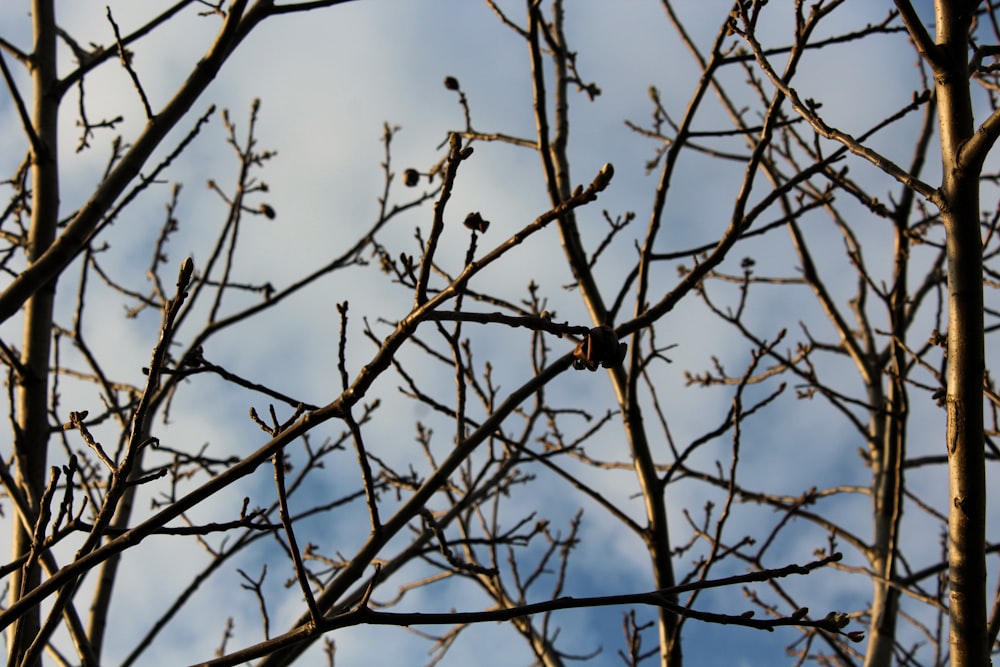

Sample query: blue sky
[0,2,998,666]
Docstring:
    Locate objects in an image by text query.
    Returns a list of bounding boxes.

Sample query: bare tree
[0,1,996,666]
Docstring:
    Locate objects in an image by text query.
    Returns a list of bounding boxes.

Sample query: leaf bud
[402,168,420,187]
[593,162,614,191]
[463,211,490,233]
[573,325,626,371]
[177,257,194,291]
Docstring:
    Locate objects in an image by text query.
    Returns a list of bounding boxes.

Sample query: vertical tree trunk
[941,191,988,667]
[10,1,59,665]
[934,2,988,665]
[864,367,906,666]
[864,186,914,666]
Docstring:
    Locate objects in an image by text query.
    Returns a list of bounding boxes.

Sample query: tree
[0,1,996,666]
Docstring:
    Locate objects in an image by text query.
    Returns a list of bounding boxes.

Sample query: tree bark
[9,2,59,665]
[934,2,988,665]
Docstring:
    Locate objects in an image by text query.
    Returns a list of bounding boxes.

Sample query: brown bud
[402,168,420,187]
[573,325,627,371]
[177,257,194,291]
[259,203,276,219]
[594,162,614,191]
[463,211,490,233]
[444,76,460,91]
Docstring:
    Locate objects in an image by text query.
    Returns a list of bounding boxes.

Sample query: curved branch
[959,105,1000,173]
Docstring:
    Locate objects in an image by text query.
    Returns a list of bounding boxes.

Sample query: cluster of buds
[572,325,627,371]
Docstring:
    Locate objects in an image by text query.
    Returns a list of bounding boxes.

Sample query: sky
[0,1,997,666]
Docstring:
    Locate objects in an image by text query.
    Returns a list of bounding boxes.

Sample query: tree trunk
[9,1,59,665]
[934,2,988,665]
